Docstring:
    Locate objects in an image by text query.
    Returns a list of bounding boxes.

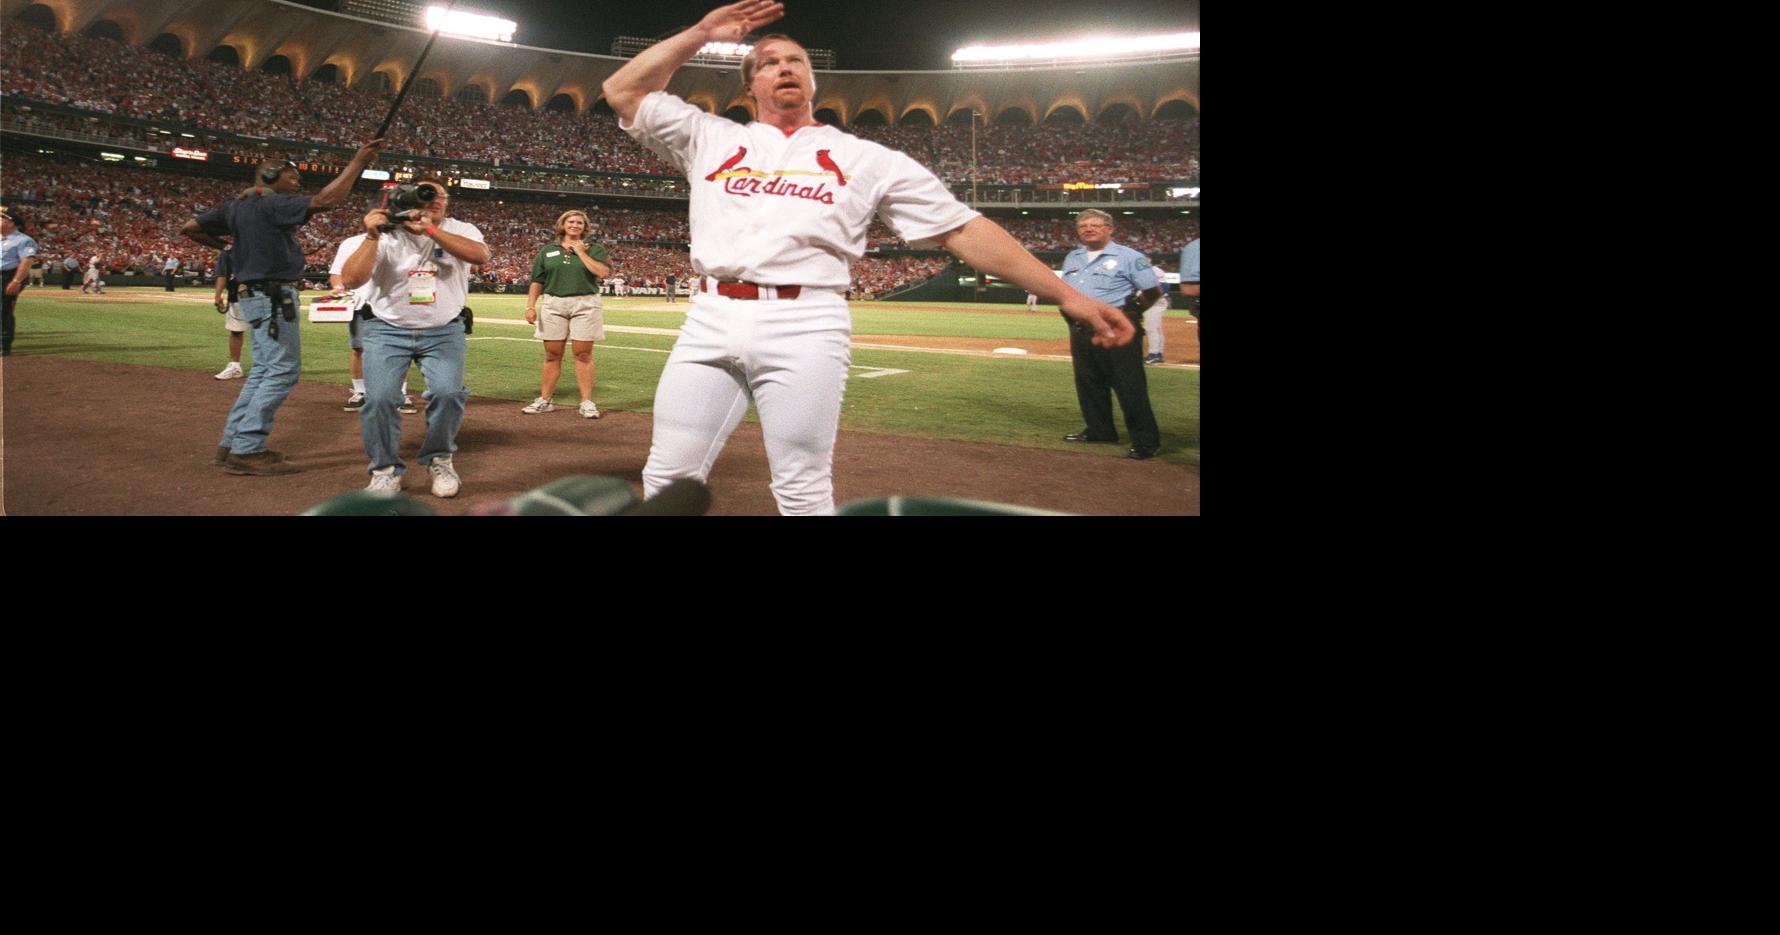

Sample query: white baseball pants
[1144,295,1168,356]
[642,291,852,515]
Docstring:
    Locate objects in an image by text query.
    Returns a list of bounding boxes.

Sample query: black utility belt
[356,305,474,334]
[239,280,298,295]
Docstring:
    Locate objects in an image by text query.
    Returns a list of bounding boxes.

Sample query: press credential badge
[408,262,437,304]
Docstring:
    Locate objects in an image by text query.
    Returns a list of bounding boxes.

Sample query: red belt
[701,279,802,300]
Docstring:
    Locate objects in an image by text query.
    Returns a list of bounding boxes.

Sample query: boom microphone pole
[374,0,459,140]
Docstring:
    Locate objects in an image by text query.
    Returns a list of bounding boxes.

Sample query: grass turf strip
[11,290,1199,465]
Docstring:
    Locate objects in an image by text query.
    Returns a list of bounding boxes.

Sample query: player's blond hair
[553,209,592,242]
[741,35,817,102]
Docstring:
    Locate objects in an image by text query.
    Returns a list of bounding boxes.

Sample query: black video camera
[377,182,440,232]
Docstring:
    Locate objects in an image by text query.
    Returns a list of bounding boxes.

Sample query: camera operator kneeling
[339,178,490,499]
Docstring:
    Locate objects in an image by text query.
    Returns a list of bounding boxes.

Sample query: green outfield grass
[10,288,1200,465]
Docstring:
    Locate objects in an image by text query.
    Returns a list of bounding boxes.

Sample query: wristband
[425,225,439,236]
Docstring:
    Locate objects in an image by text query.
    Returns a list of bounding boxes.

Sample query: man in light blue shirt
[2,205,39,356]
[1178,238,1199,346]
[1060,209,1164,459]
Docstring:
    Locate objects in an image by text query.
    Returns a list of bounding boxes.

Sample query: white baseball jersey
[329,233,375,308]
[357,218,485,329]
[622,90,979,289]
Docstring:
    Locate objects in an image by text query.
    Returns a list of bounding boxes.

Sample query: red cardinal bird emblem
[815,149,847,186]
[705,146,748,181]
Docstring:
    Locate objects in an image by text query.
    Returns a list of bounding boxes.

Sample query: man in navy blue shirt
[182,139,383,475]
[1060,209,1164,459]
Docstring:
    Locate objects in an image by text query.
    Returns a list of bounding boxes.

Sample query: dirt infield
[1,356,1200,516]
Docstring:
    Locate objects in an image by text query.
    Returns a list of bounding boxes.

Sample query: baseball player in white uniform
[603,0,1134,515]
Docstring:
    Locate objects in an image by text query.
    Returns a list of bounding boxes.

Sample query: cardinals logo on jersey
[705,146,748,182]
[815,150,848,186]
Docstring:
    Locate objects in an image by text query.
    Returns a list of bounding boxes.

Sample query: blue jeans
[359,316,468,475]
[219,284,301,455]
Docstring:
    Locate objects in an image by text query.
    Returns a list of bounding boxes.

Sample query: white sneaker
[214,362,244,380]
[579,400,601,419]
[343,391,366,412]
[365,467,401,496]
[399,395,419,415]
[522,397,555,414]
[428,456,461,498]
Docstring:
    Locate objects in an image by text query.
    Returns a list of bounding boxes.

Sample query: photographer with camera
[182,139,385,475]
[339,178,489,498]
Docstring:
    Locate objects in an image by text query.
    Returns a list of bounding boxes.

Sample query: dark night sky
[288,0,1199,71]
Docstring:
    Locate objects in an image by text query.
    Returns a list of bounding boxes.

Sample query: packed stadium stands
[3,28,1199,186]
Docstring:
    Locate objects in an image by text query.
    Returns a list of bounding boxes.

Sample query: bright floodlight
[425,6,516,43]
[698,41,753,58]
[952,32,1199,67]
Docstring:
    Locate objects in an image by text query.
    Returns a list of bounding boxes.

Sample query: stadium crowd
[3,27,1200,186]
[2,153,995,294]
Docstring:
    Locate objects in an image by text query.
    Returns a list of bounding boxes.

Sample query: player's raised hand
[363,208,391,235]
[1059,294,1137,348]
[699,1,785,43]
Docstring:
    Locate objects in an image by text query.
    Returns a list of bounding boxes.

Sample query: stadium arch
[898,108,935,128]
[945,98,990,126]
[1095,100,1140,125]
[365,65,403,94]
[813,96,850,127]
[1153,93,1200,118]
[147,31,187,59]
[899,102,940,127]
[81,17,127,43]
[721,96,756,121]
[1042,99,1088,124]
[12,3,64,33]
[543,91,578,113]
[260,53,294,76]
[854,95,895,127]
[500,87,535,109]
[205,43,241,67]
[991,102,1035,126]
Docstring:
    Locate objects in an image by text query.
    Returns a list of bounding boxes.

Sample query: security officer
[1060,209,1164,459]
[2,205,39,357]
[181,140,384,475]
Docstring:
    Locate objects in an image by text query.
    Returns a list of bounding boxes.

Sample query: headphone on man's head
[259,160,297,184]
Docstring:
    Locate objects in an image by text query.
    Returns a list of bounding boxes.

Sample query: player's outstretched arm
[602,1,785,121]
[935,217,1136,348]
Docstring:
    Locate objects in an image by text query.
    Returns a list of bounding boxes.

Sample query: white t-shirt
[622,91,979,290]
[358,218,485,329]
[329,233,375,309]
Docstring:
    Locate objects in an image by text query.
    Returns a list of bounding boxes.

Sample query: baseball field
[0,288,1201,515]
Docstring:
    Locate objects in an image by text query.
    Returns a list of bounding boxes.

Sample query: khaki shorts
[224,302,246,333]
[536,293,604,342]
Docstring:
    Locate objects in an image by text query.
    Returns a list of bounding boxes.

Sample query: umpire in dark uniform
[181,139,384,475]
[1060,209,1164,459]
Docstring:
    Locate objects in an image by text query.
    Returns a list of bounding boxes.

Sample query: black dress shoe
[1128,445,1161,460]
[1065,432,1118,443]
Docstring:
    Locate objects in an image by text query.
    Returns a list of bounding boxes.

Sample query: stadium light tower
[425,5,516,42]
[952,31,1199,68]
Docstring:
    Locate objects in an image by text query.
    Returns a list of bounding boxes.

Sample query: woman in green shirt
[523,209,612,418]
